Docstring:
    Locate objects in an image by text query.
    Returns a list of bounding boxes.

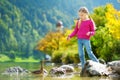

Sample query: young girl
[67,7,99,68]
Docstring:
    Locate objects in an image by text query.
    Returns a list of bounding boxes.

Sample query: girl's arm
[69,21,79,38]
[89,20,96,36]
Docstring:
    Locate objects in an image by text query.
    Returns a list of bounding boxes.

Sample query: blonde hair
[79,7,89,14]
[78,7,90,20]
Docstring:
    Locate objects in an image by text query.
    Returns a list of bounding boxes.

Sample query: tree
[36,31,65,56]
[105,4,120,40]
[91,4,120,61]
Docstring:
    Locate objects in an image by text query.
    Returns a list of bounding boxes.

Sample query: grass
[0,54,39,62]
[0,54,11,62]
[14,57,39,62]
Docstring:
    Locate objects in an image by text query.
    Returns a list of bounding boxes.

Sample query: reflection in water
[1,72,120,80]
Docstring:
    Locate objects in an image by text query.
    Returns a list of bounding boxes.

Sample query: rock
[107,61,120,75]
[49,65,75,77]
[107,61,120,67]
[49,67,66,77]
[59,65,75,73]
[80,60,120,78]
[80,60,111,77]
[99,58,106,64]
[2,66,29,75]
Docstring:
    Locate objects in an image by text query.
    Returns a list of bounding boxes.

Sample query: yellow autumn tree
[36,31,65,56]
[105,4,120,40]
[36,27,80,63]
[36,29,75,54]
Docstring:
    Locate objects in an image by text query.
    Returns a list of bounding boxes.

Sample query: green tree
[91,4,120,61]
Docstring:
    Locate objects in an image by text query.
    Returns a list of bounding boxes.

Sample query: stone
[2,66,29,75]
[49,67,66,77]
[80,60,111,77]
[49,65,75,77]
[107,61,120,75]
[59,65,75,73]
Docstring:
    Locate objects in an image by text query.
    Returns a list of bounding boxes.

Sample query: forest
[0,0,120,62]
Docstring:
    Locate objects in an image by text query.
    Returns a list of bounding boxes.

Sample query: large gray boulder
[80,60,111,77]
[107,61,120,75]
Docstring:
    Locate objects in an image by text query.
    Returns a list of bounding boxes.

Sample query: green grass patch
[0,54,40,62]
[14,56,39,62]
[0,54,11,62]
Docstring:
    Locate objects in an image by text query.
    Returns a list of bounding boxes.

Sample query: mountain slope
[0,0,119,61]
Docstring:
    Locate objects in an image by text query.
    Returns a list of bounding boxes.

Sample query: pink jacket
[69,19,95,40]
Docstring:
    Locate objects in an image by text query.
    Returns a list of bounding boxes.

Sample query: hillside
[0,0,120,61]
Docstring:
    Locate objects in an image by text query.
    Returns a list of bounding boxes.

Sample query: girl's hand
[86,32,91,36]
[67,36,71,40]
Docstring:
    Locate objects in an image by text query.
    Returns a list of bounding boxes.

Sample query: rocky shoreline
[80,60,120,78]
[2,60,120,78]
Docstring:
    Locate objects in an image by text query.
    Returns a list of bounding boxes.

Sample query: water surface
[0,62,119,80]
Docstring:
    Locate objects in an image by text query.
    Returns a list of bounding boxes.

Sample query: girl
[67,7,99,68]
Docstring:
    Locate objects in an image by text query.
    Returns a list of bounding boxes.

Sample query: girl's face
[78,12,88,20]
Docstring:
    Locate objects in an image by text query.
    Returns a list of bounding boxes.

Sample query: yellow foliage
[36,30,70,55]
[105,4,120,40]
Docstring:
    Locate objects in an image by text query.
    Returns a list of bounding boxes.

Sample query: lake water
[0,62,119,80]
